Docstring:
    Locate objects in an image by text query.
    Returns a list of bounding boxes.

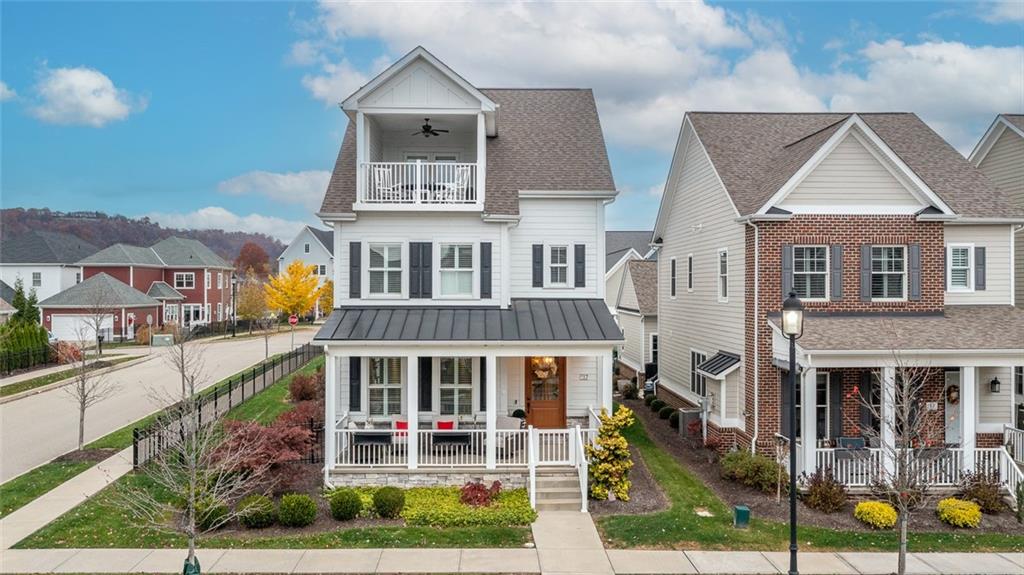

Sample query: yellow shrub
[936,498,981,529]
[853,500,898,529]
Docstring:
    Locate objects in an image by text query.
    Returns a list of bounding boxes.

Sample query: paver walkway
[0,447,132,549]
[2,548,1022,574]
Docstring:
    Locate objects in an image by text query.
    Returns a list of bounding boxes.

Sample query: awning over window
[696,351,741,380]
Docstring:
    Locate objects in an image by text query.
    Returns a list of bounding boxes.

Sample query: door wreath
[945,384,960,405]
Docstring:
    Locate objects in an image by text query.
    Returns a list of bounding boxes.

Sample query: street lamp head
[781,291,804,338]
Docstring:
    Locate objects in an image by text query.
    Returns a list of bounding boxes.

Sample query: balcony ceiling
[372,113,476,133]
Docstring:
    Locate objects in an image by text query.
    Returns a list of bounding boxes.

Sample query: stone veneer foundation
[327,469,528,488]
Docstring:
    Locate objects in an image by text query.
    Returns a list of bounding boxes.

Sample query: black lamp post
[781,290,805,575]
[230,275,239,338]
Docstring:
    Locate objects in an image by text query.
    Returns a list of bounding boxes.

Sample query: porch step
[535,477,579,489]
[535,486,580,500]
[533,470,582,511]
[535,499,583,512]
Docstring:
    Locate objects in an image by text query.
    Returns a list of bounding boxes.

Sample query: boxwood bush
[195,497,229,531]
[644,394,656,406]
[669,410,681,429]
[650,399,666,412]
[658,405,674,420]
[373,486,406,519]
[401,487,537,527]
[237,494,276,529]
[327,488,363,521]
[720,450,787,494]
[278,493,317,527]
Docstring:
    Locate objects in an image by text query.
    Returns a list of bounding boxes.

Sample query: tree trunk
[78,403,86,451]
[898,512,908,575]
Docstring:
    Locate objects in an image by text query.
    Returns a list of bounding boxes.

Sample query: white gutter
[745,219,760,453]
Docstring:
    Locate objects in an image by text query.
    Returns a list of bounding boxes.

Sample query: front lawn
[597,408,1024,552]
[224,355,323,424]
[0,356,136,398]
[0,461,94,519]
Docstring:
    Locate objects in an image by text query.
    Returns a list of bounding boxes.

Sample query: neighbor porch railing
[358,161,478,205]
[1004,425,1024,463]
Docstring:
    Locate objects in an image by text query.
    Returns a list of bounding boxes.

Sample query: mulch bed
[623,398,1023,533]
[590,444,669,516]
[55,447,118,464]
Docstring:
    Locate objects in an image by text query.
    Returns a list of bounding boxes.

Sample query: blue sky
[2,1,1022,240]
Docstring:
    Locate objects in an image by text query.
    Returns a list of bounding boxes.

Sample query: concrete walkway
[0,348,151,388]
[532,511,613,574]
[1,548,1022,574]
[0,447,133,549]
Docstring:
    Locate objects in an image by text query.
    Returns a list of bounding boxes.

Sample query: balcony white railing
[359,161,479,205]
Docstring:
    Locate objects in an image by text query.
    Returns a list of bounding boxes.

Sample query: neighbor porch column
[485,354,497,469]
[324,351,337,483]
[599,350,614,413]
[881,366,897,477]
[406,356,419,470]
[961,366,977,472]
[801,367,817,477]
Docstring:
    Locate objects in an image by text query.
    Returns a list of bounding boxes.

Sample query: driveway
[0,330,316,483]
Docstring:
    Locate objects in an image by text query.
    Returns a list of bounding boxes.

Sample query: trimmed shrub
[277,400,325,427]
[373,486,406,519]
[237,494,276,528]
[668,410,681,429]
[801,468,847,513]
[586,406,636,501]
[288,370,324,402]
[650,399,666,412]
[511,408,526,419]
[195,497,229,531]
[957,471,1005,514]
[327,488,362,521]
[401,487,536,526]
[658,405,674,420]
[460,481,502,507]
[937,498,981,528]
[854,501,897,529]
[1018,483,1024,524]
[278,493,317,527]
[622,384,639,400]
[644,394,656,407]
[720,450,787,494]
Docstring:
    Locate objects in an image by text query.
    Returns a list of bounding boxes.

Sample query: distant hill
[1,208,285,265]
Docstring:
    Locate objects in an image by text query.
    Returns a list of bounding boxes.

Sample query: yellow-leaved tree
[265,260,320,349]
[318,280,334,316]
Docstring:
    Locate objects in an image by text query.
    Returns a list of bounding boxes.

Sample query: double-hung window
[1015,366,1023,395]
[368,357,402,416]
[217,302,223,321]
[871,246,906,300]
[651,334,659,365]
[164,304,178,323]
[318,264,327,276]
[205,271,211,287]
[304,243,310,254]
[549,246,568,286]
[174,272,195,289]
[793,246,828,300]
[368,244,402,296]
[31,272,41,288]
[795,372,830,439]
[690,351,707,397]
[217,272,223,289]
[439,357,473,416]
[717,250,729,302]
[439,243,473,297]
[947,245,973,291]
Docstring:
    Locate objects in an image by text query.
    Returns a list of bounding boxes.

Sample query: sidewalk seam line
[759,551,782,574]
[911,552,941,575]
[680,550,699,574]
[125,548,155,573]
[291,549,307,574]
[372,547,383,574]
[46,548,80,573]
[832,551,860,575]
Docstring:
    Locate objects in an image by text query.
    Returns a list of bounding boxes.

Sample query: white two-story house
[278,225,334,318]
[313,47,620,506]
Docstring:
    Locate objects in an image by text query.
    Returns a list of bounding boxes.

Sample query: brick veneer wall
[976,433,1004,448]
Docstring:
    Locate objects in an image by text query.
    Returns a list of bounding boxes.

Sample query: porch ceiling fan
[412,118,449,137]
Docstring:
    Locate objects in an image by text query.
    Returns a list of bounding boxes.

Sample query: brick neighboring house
[38,273,161,341]
[652,112,1024,497]
[40,236,234,339]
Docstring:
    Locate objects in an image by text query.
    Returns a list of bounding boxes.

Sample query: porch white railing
[575,425,589,512]
[816,447,884,487]
[999,447,1023,509]
[535,429,574,466]
[335,429,408,468]
[359,161,478,205]
[1004,425,1024,463]
[418,429,486,467]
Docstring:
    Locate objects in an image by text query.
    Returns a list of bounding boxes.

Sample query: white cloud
[0,81,16,102]
[301,58,369,106]
[218,170,331,212]
[979,1,1024,23]
[30,65,146,127]
[145,206,307,242]
[287,40,321,66]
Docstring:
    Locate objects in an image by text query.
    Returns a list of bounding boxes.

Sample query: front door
[525,357,566,428]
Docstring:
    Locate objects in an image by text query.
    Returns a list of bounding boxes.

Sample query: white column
[355,111,366,200]
[485,355,497,469]
[406,356,419,470]
[881,366,897,477]
[476,112,486,204]
[599,350,614,412]
[961,366,977,472]
[324,352,337,483]
[801,367,817,477]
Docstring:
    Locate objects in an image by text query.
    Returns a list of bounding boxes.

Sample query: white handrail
[359,161,478,204]
[1004,424,1024,463]
[527,425,537,509]
[575,425,589,512]
[998,446,1022,510]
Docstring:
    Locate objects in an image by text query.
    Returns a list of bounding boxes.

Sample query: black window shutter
[532,244,543,287]
[479,357,487,411]
[975,246,986,291]
[421,243,432,298]
[829,372,842,440]
[419,357,432,411]
[349,242,361,298]
[858,371,873,436]
[409,242,422,299]
[780,370,792,438]
[574,244,586,288]
[830,245,843,300]
[670,258,677,297]
[409,242,432,299]
[480,242,492,299]
[781,244,794,298]
[908,244,921,301]
[860,245,872,301]
[349,357,361,411]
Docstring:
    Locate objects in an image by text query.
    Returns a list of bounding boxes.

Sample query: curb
[0,355,153,405]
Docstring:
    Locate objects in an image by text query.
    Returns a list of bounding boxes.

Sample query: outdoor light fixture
[990,378,1001,393]
[782,290,803,575]
[781,291,805,338]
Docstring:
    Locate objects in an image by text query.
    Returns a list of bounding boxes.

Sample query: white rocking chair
[435,166,471,203]
[372,166,402,202]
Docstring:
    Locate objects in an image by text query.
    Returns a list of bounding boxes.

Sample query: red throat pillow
[436,420,455,430]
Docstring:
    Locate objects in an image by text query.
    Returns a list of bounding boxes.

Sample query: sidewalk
[0,447,133,549]
[2,547,1022,574]
[0,348,152,388]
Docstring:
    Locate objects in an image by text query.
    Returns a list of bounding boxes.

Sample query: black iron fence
[131,342,323,467]
[0,345,56,376]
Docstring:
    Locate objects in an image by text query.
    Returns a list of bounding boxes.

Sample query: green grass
[0,461,95,519]
[597,409,1024,552]
[0,356,136,398]
[225,355,324,424]
[16,473,530,549]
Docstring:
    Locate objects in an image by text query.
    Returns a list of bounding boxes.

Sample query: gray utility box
[677,407,702,437]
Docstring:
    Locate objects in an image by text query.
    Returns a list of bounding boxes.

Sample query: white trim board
[969,115,1024,166]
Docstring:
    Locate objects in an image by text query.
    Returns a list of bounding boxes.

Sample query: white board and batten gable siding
[359,60,480,111]
[656,120,746,425]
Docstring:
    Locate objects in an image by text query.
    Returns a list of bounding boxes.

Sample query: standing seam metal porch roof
[315,299,623,342]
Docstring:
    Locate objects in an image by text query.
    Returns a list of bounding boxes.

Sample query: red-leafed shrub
[460,480,502,507]
[288,369,324,402]
[55,341,83,364]
[222,420,313,491]
[277,400,324,427]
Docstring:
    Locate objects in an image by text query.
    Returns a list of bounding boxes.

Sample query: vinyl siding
[779,131,922,211]
[617,266,640,311]
[617,312,644,371]
[978,366,1014,428]
[605,260,628,311]
[280,228,333,284]
[975,128,1024,307]
[509,197,601,298]
[943,225,1013,305]
[657,122,746,412]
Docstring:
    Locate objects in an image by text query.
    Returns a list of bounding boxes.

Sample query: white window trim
[163,303,178,323]
[795,372,831,440]
[649,332,658,365]
[870,244,908,302]
[435,243,477,299]
[669,257,678,299]
[792,245,830,302]
[31,272,41,288]
[217,272,223,290]
[174,272,195,290]
[217,302,223,322]
[544,244,572,289]
[436,357,476,417]
[690,349,707,398]
[365,357,405,419]
[364,242,407,299]
[946,243,974,293]
[716,248,729,303]
[686,253,694,292]
[205,271,211,287]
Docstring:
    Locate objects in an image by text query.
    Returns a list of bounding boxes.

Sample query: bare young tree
[60,334,120,450]
[79,276,120,355]
[121,325,271,573]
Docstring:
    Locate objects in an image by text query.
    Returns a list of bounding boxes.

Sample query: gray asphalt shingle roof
[78,243,165,266]
[624,260,658,316]
[320,89,615,217]
[152,237,233,268]
[1003,114,1024,133]
[146,281,185,300]
[688,112,1022,219]
[0,280,15,304]
[315,299,622,342]
[0,231,98,264]
[605,231,653,270]
[309,227,334,256]
[38,273,159,308]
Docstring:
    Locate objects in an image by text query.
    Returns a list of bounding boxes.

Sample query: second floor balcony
[358,160,479,208]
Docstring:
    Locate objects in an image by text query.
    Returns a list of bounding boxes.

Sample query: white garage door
[51,314,115,342]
